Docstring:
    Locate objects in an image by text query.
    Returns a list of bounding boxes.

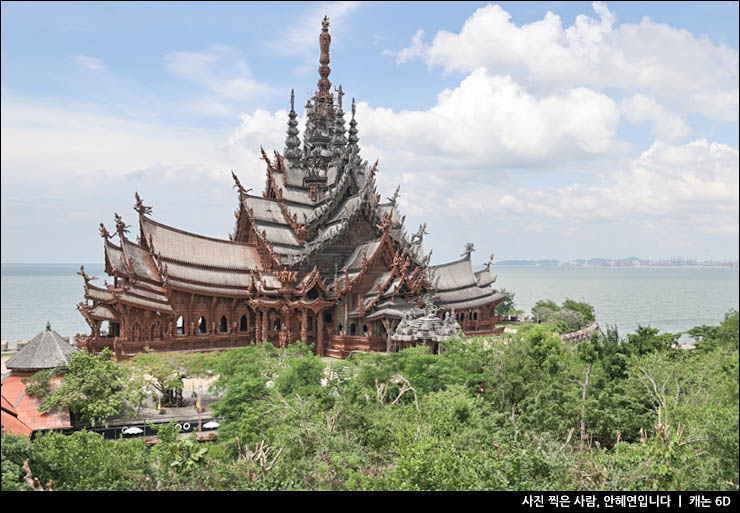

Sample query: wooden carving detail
[461,242,475,259]
[114,213,131,236]
[484,252,494,271]
[133,192,152,215]
[275,269,298,287]
[77,265,97,287]
[99,223,112,240]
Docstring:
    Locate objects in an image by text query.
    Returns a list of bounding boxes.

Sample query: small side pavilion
[1,322,76,438]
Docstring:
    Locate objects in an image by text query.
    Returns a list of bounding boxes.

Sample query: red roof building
[1,374,72,438]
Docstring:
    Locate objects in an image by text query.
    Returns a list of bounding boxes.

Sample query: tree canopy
[27,348,131,427]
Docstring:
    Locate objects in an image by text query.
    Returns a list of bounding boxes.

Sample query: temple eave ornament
[133,192,152,216]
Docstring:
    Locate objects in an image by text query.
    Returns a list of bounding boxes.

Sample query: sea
[1,263,738,348]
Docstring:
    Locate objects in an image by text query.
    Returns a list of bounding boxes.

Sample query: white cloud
[384,29,426,66]
[0,94,275,261]
[0,94,242,183]
[356,68,621,173]
[448,139,739,237]
[387,2,739,121]
[75,55,107,71]
[268,1,363,62]
[164,47,273,103]
[621,93,690,142]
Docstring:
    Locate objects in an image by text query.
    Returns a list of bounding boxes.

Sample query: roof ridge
[105,238,122,251]
[49,331,70,366]
[429,255,470,270]
[142,215,255,248]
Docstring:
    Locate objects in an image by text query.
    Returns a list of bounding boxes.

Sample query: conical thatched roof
[5,322,78,372]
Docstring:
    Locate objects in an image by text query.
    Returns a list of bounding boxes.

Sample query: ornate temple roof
[429,246,504,312]
[141,215,260,271]
[474,268,496,288]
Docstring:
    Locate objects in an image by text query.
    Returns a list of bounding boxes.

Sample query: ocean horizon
[2,263,738,349]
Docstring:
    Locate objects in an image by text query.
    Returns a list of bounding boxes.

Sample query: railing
[328,335,386,353]
[560,322,600,343]
[77,333,255,355]
[462,319,501,335]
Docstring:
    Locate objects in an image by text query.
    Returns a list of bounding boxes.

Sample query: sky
[1,1,738,265]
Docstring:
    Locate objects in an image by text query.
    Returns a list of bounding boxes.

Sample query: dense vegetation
[3,311,737,491]
[494,288,520,317]
[532,299,596,332]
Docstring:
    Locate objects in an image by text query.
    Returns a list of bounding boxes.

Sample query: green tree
[495,289,518,316]
[562,298,596,323]
[1,434,33,491]
[550,308,585,332]
[38,348,130,427]
[21,368,57,400]
[125,350,217,407]
[689,310,739,352]
[27,430,150,490]
[532,299,560,323]
[623,326,678,356]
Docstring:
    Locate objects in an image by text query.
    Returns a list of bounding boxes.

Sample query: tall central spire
[299,16,347,176]
[317,15,332,101]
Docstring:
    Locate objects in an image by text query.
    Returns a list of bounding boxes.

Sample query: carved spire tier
[284,89,302,161]
[317,15,332,106]
[348,97,360,155]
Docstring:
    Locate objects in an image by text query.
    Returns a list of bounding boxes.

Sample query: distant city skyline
[495,257,739,267]
[2,1,738,264]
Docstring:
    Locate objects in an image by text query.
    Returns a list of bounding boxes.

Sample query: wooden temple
[75,17,507,359]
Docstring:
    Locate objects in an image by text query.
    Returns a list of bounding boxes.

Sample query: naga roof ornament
[231,170,251,198]
[461,242,475,259]
[133,192,152,215]
[410,223,429,246]
[99,222,112,240]
[387,185,400,205]
[114,213,131,236]
[484,252,495,271]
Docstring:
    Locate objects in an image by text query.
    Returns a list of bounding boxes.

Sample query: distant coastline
[497,257,739,268]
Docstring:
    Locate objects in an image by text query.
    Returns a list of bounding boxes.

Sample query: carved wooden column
[188,293,195,332]
[120,305,129,341]
[301,308,308,343]
[262,308,269,344]
[251,309,257,343]
[255,308,262,343]
[245,308,252,342]
[210,296,217,332]
[317,310,325,356]
[344,302,349,334]
[382,318,391,353]
[392,319,400,352]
